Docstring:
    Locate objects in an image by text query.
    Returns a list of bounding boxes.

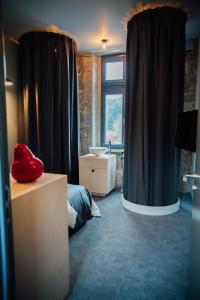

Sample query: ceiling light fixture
[5,78,13,87]
[101,39,109,50]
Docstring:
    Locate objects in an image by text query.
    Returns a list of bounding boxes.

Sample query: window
[101,54,125,148]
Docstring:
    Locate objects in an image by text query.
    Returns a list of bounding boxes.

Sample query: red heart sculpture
[11,144,44,183]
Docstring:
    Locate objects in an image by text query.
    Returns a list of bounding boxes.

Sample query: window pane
[105,61,123,80]
[105,94,123,144]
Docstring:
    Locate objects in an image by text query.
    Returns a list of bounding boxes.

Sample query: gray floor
[67,190,191,300]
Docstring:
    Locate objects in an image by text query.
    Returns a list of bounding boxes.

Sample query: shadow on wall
[5,35,18,164]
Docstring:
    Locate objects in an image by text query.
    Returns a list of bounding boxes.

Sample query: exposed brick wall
[115,152,124,187]
[77,54,101,155]
[77,55,93,155]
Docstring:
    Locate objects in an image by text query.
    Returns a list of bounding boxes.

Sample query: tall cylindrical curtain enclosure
[18,32,80,184]
[123,7,186,215]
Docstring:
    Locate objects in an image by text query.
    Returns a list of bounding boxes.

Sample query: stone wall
[77,55,93,155]
[115,151,124,188]
[180,42,198,193]
[77,54,101,155]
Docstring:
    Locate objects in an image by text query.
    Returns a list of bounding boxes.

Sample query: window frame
[101,54,125,149]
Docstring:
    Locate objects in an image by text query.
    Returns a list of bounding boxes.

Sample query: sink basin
[89,147,107,156]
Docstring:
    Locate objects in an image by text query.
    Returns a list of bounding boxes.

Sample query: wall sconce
[101,39,109,50]
[5,78,13,87]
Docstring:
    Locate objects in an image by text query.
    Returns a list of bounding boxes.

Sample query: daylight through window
[101,54,125,148]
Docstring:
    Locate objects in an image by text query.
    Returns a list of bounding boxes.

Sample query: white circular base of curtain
[122,196,180,216]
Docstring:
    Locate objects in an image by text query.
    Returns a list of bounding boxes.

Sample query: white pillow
[91,199,101,217]
[67,201,77,228]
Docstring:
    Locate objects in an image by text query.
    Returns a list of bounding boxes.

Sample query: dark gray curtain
[123,7,186,206]
[18,31,79,184]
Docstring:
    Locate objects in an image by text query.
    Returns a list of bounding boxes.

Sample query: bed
[68,184,100,235]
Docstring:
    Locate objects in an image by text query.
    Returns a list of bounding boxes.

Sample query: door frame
[0,1,15,299]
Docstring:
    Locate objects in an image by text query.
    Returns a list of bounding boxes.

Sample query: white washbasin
[89,147,107,156]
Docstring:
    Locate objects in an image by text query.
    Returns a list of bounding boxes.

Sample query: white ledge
[111,149,124,153]
[122,195,180,216]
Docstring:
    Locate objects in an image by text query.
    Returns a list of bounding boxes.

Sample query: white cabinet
[10,173,69,300]
[79,154,116,196]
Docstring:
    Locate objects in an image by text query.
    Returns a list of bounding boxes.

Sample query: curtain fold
[18,31,79,184]
[123,7,186,206]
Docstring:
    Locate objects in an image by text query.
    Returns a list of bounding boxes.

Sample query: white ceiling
[2,0,200,54]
